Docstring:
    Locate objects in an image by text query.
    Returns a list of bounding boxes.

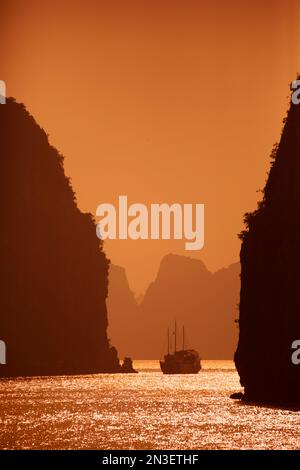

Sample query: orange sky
[2,0,300,294]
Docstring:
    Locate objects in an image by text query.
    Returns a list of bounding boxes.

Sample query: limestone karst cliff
[106,264,139,357]
[235,82,300,403]
[0,98,120,376]
[107,254,240,359]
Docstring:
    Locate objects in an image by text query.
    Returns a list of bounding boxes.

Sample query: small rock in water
[120,357,138,374]
[230,392,244,400]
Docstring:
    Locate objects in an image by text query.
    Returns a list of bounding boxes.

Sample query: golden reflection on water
[0,360,299,450]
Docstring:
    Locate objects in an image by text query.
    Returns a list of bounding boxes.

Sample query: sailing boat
[159,322,201,374]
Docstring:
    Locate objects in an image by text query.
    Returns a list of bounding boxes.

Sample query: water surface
[0,360,299,449]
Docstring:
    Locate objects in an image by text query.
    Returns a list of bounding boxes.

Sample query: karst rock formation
[0,98,120,376]
[235,81,300,404]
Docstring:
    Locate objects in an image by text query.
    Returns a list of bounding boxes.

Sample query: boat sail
[159,322,201,374]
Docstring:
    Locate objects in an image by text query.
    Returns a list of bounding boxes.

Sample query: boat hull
[160,361,201,374]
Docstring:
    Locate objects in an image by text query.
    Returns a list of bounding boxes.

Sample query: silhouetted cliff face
[235,85,300,403]
[140,255,239,359]
[106,264,139,357]
[0,98,120,376]
[107,254,239,359]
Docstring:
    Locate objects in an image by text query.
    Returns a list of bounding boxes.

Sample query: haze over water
[0,361,299,450]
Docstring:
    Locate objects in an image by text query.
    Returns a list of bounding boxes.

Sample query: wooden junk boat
[160,322,201,374]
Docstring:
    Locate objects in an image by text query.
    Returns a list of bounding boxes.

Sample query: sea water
[0,360,299,450]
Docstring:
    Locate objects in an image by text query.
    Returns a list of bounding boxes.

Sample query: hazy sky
[2,0,300,294]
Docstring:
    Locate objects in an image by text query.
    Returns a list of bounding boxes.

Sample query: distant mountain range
[107,254,240,359]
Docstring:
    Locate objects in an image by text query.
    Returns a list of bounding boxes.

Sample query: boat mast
[183,326,185,351]
[167,328,170,355]
[174,320,177,353]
